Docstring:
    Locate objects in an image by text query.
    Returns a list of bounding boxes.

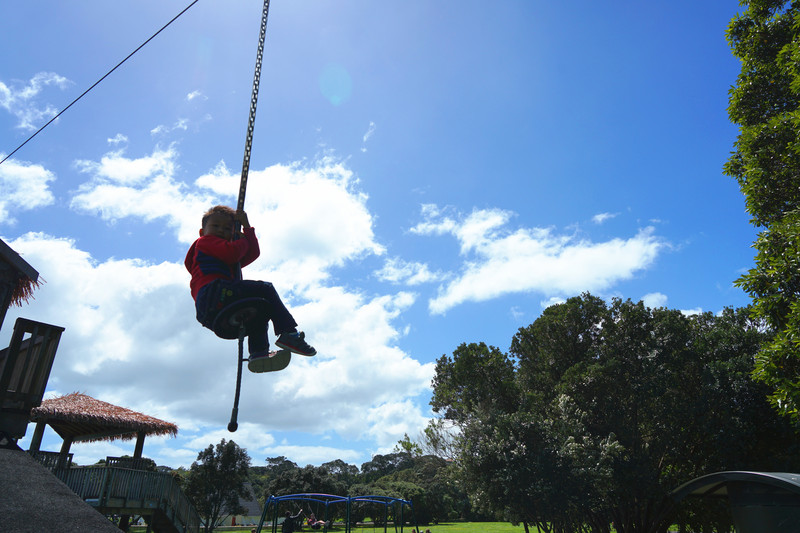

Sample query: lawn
[411,522,528,533]
[129,523,529,533]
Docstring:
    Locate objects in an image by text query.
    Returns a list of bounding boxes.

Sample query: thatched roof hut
[29,392,178,461]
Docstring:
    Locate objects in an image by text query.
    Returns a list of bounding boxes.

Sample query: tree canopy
[184,439,251,533]
[725,0,800,422]
[430,294,800,533]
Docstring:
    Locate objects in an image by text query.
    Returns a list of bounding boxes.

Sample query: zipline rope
[0,0,201,167]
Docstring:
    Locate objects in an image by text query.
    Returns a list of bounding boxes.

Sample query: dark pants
[196,279,298,354]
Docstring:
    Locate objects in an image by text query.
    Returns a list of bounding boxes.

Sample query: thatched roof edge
[30,392,179,442]
[11,276,43,307]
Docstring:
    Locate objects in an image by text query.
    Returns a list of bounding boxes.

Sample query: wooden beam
[58,435,73,469]
[133,431,146,458]
[28,421,45,452]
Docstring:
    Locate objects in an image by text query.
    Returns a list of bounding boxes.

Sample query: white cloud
[365,399,431,453]
[6,152,429,467]
[540,296,566,308]
[0,72,71,131]
[0,157,56,224]
[361,121,376,152]
[150,119,190,136]
[6,145,668,467]
[375,258,445,286]
[592,212,619,224]
[263,444,363,466]
[194,156,386,285]
[641,292,668,309]
[5,231,433,467]
[107,134,128,146]
[412,205,666,314]
[70,145,213,244]
[74,146,178,186]
[186,90,205,102]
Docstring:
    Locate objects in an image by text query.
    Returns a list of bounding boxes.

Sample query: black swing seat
[211,297,270,340]
[247,350,291,373]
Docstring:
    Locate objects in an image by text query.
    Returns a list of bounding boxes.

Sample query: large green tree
[184,439,251,533]
[431,295,800,533]
[267,463,348,498]
[725,0,800,421]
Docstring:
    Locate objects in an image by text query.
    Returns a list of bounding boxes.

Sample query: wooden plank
[0,319,64,405]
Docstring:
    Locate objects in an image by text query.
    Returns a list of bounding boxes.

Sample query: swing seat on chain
[211,297,292,374]
[211,297,269,340]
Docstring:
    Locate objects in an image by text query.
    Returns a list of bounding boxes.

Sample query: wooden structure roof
[0,237,41,332]
[0,237,39,295]
[30,392,178,443]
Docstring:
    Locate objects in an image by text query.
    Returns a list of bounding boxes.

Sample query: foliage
[430,294,800,533]
[247,450,466,526]
[321,458,360,486]
[725,0,800,422]
[419,418,459,461]
[267,464,349,498]
[394,433,423,457]
[360,452,415,483]
[184,439,251,533]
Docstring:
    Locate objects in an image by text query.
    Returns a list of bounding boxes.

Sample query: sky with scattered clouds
[1,1,752,470]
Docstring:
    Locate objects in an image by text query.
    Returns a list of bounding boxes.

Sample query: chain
[238,0,271,213]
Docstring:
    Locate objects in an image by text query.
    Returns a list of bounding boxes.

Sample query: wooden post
[133,430,146,458]
[28,421,45,452]
[120,430,146,533]
[58,435,73,470]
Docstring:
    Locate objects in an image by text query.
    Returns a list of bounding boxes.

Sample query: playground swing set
[256,493,420,533]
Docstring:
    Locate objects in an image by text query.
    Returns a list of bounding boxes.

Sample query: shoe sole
[247,350,291,373]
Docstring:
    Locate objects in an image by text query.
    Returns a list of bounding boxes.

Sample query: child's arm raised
[237,210,260,267]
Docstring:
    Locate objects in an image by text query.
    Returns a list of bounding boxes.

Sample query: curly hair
[201,205,236,227]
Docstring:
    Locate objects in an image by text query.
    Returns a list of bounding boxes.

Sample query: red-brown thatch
[1,237,40,308]
[11,275,43,307]
[30,392,178,443]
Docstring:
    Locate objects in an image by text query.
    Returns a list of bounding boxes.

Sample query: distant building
[220,482,264,527]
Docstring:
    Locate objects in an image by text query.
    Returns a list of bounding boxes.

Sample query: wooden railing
[53,465,200,533]
[28,449,72,470]
[105,455,155,471]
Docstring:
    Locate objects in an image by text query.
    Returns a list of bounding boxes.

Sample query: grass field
[414,522,528,533]
[130,523,529,533]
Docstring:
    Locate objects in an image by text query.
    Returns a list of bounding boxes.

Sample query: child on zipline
[184,205,316,361]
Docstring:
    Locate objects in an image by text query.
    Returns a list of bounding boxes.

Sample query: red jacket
[184,227,260,299]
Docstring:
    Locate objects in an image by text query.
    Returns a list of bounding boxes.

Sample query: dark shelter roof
[30,392,178,443]
[672,471,800,501]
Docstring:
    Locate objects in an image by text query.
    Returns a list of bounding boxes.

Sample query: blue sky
[0,1,752,469]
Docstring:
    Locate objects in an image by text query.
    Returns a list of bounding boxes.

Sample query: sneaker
[276,331,316,356]
[249,348,271,359]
